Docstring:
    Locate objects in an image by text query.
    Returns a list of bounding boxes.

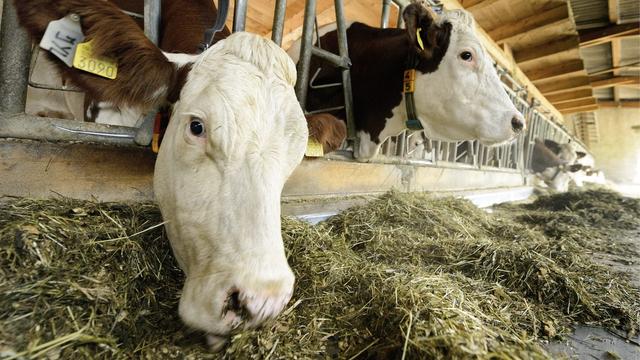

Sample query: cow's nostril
[228,290,241,312]
[511,116,524,132]
[223,289,249,320]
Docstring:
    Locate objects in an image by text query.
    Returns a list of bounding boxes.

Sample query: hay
[0,190,638,359]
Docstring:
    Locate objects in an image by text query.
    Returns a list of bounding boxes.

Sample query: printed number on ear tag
[73,41,118,79]
[40,14,85,67]
[305,138,324,157]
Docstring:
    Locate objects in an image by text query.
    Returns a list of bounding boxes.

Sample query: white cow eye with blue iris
[190,117,205,137]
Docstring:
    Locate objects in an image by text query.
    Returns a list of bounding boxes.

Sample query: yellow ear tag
[73,40,118,79]
[416,27,425,50]
[305,137,324,157]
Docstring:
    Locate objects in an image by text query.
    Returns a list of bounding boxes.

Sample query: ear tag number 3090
[73,41,118,79]
[39,14,85,67]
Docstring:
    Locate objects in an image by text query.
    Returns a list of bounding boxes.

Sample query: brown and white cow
[14,0,307,349]
[289,3,525,160]
[530,138,586,192]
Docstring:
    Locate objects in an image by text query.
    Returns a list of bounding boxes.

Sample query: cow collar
[402,28,425,131]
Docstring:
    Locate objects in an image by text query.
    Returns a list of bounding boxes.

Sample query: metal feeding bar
[295,0,356,143]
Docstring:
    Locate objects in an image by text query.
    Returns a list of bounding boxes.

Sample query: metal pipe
[272,0,287,46]
[295,0,317,110]
[310,47,350,68]
[0,112,138,146]
[0,0,31,114]
[143,0,161,45]
[334,0,356,141]
[233,0,249,32]
[397,5,406,28]
[381,0,392,28]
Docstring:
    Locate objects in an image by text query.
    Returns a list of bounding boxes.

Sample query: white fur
[154,33,307,337]
[408,10,523,147]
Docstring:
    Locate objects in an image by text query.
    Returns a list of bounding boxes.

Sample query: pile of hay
[1,190,638,359]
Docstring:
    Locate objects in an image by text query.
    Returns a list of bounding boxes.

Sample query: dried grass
[0,189,638,359]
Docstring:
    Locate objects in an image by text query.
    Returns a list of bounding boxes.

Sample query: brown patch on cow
[531,139,565,173]
[13,0,182,112]
[303,3,451,143]
[109,0,230,54]
[160,0,230,53]
[167,63,193,103]
[306,113,347,154]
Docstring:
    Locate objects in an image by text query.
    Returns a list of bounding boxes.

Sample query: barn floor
[0,189,639,359]
[542,227,640,359]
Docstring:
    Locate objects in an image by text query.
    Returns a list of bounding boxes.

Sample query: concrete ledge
[1,139,528,206]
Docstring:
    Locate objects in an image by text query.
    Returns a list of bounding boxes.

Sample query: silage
[0,190,638,359]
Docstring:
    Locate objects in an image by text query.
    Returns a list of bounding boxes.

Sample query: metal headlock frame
[0,0,591,175]
[0,0,274,146]
[294,0,356,144]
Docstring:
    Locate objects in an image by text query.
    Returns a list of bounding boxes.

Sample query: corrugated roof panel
[619,0,640,23]
[621,37,640,67]
[580,43,612,73]
[570,0,609,29]
[618,87,640,99]
[594,88,613,98]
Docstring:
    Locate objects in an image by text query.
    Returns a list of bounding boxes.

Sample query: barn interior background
[1,0,640,359]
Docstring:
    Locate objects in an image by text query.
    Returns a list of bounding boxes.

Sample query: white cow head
[154,33,307,340]
[407,6,525,145]
[13,0,307,348]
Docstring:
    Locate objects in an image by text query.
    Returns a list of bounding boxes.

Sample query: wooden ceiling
[461,0,599,115]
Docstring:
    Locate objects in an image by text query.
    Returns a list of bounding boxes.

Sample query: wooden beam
[464,0,503,12]
[555,98,597,111]
[608,0,619,24]
[579,23,640,48]
[548,89,594,104]
[538,76,592,95]
[514,36,578,64]
[276,0,336,49]
[589,63,640,76]
[590,76,640,89]
[488,5,568,42]
[527,60,585,82]
[598,100,640,108]
[612,39,622,101]
[560,104,600,114]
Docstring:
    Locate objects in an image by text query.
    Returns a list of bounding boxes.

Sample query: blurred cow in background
[530,138,586,192]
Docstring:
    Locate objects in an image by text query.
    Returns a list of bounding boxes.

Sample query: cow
[530,138,586,192]
[24,0,229,126]
[306,113,347,154]
[14,0,308,350]
[289,3,525,160]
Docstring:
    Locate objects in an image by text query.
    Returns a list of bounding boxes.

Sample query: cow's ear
[403,3,452,65]
[543,139,562,154]
[13,0,184,112]
[575,151,587,159]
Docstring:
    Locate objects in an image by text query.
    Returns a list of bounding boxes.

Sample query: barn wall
[589,108,640,184]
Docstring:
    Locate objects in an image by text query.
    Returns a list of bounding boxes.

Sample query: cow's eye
[460,51,473,61]
[190,118,205,137]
